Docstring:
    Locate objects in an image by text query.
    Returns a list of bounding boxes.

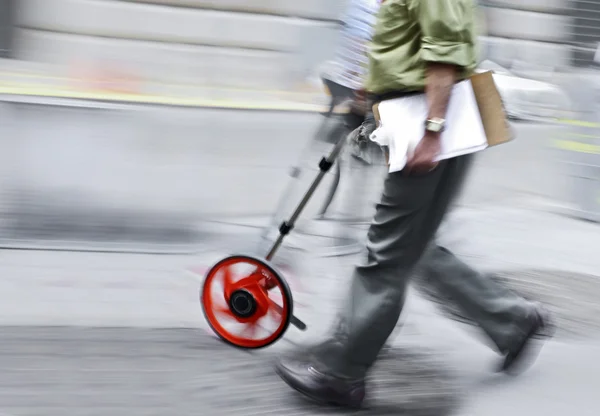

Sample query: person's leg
[276,156,475,406]
[417,245,552,373]
[413,154,552,373]
[418,246,530,350]
[317,155,478,379]
[275,154,553,407]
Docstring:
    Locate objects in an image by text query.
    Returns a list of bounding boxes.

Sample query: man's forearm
[425,63,459,121]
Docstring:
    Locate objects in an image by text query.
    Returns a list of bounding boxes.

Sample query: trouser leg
[315,155,474,379]
[418,245,534,353]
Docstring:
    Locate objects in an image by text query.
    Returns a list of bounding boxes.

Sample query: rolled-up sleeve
[418,0,474,67]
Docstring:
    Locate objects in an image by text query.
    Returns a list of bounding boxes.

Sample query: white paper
[370,79,488,173]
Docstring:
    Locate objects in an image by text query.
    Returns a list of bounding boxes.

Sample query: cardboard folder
[469,70,514,147]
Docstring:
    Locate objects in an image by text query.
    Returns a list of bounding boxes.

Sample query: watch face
[426,118,445,133]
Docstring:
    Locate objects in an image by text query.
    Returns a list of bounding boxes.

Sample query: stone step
[16,0,339,52]
[484,6,571,43]
[480,36,572,70]
[125,0,347,20]
[485,0,569,13]
[13,29,295,89]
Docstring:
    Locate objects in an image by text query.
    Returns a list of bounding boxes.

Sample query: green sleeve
[416,0,475,67]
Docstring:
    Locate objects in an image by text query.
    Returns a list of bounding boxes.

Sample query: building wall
[571,0,600,67]
[12,0,346,90]
[13,0,600,87]
[481,0,600,70]
[0,0,13,58]
[480,0,573,71]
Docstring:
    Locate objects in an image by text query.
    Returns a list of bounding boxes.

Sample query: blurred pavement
[1,191,600,415]
[0,100,572,253]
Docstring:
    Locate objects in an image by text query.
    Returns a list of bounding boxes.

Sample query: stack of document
[370,79,489,173]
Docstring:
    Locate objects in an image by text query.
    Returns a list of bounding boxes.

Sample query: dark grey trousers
[314,154,535,379]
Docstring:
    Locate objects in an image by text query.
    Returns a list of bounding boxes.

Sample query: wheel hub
[229,290,258,318]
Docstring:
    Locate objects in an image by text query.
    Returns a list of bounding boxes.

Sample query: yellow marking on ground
[0,83,333,112]
[554,139,600,154]
[0,71,326,98]
[557,119,600,128]
[566,132,600,139]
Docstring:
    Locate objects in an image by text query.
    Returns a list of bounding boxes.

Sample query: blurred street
[0,105,570,252]
[0,156,600,414]
[0,92,598,416]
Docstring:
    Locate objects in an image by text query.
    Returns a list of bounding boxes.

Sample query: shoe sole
[275,365,364,409]
[501,309,554,375]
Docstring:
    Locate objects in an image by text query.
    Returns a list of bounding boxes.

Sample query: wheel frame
[200,254,294,349]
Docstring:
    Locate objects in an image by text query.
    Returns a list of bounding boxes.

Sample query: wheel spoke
[240,322,259,340]
[268,298,285,318]
[247,266,259,280]
[267,307,283,323]
[215,303,234,319]
[222,265,234,292]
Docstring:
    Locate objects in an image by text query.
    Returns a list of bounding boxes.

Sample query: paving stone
[0,327,460,416]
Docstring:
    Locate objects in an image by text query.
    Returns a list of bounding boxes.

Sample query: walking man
[275,0,553,408]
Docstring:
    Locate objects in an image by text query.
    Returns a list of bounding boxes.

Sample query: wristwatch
[424,117,446,133]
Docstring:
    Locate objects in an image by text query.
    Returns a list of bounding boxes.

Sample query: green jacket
[366,0,478,94]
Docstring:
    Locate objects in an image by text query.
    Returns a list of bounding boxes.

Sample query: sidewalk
[0,58,332,111]
[2,197,597,331]
[0,197,600,414]
[0,326,462,416]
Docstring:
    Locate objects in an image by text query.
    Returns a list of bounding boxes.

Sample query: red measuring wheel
[201,255,293,349]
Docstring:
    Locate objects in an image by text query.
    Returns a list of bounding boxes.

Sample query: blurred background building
[0,0,596,122]
[2,0,347,91]
[0,1,599,84]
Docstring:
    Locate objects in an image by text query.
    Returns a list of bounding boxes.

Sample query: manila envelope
[469,70,514,147]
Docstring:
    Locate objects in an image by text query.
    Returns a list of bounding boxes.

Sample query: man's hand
[403,62,458,175]
[405,131,441,175]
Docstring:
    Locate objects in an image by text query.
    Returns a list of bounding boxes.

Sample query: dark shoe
[275,356,366,408]
[500,304,555,375]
